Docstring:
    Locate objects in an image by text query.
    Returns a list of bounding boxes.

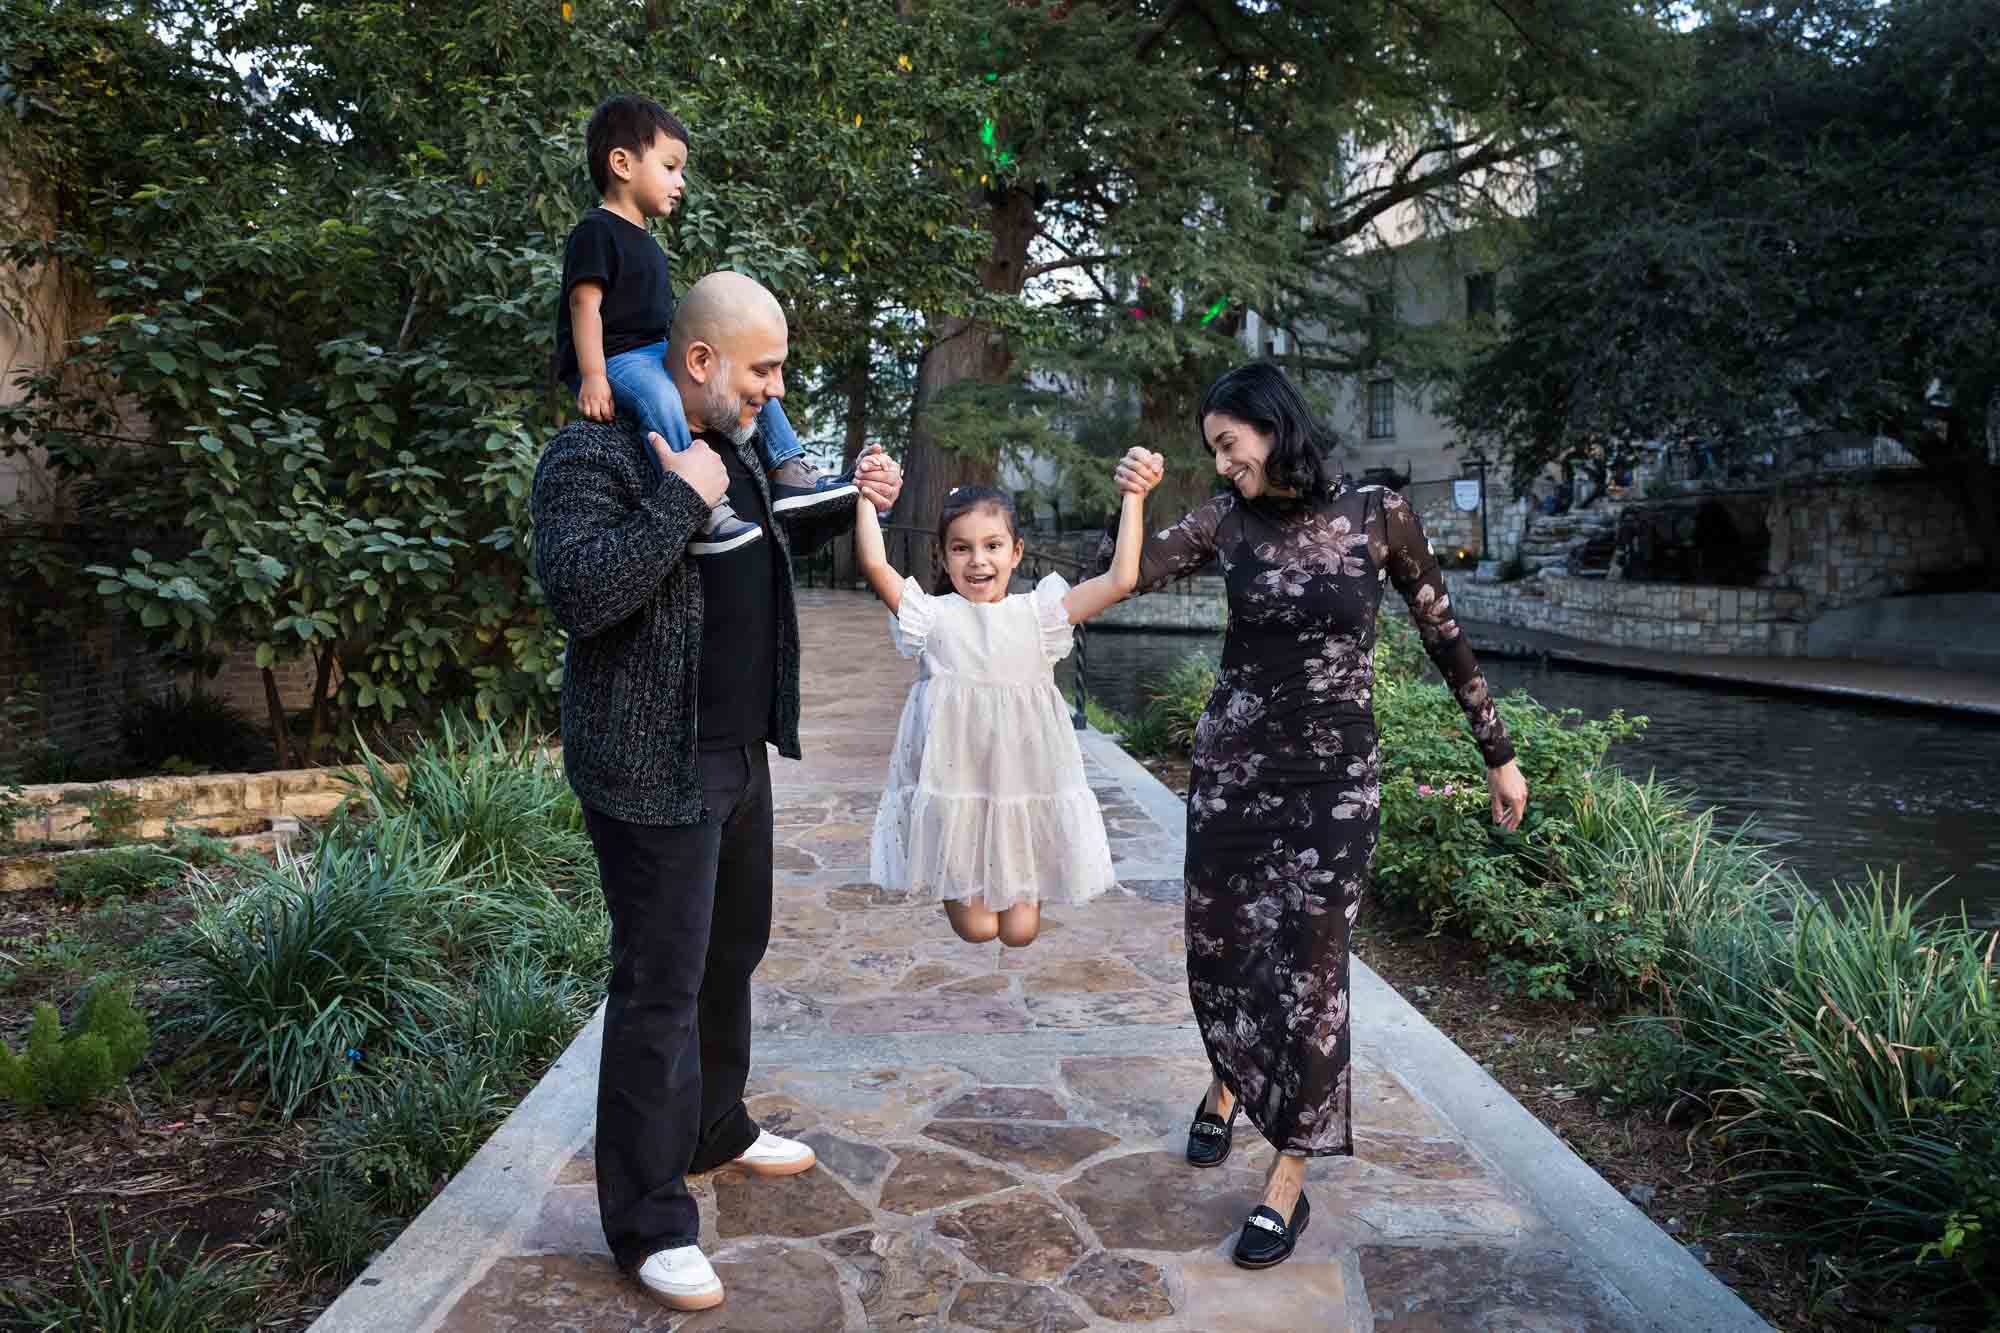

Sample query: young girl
[858,463,1162,947]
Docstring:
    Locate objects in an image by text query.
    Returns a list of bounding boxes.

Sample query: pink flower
[1442,784,1456,796]
[1417,784,1433,797]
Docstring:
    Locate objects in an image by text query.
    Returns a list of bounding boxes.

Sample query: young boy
[553,95,857,554]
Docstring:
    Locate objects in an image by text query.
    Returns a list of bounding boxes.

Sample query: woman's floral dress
[1119,483,1514,1155]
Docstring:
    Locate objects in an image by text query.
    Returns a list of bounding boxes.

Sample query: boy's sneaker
[635,1246,724,1311]
[689,501,762,557]
[768,458,859,517]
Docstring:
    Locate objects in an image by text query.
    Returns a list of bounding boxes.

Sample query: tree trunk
[261,667,293,770]
[900,186,1038,544]
[1955,437,2000,588]
[305,643,338,763]
[830,342,875,590]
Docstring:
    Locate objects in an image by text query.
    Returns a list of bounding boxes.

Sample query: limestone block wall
[1444,573,1811,657]
[1095,577,1229,632]
[1410,477,1531,561]
[1763,476,1983,612]
[7,762,403,851]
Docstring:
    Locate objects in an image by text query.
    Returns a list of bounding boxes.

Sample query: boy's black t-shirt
[696,432,777,751]
[552,208,675,385]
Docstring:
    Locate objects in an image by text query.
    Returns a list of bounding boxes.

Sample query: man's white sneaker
[732,1129,817,1177]
[635,1245,724,1311]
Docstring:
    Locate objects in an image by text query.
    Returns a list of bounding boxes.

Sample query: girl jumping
[858,459,1163,947]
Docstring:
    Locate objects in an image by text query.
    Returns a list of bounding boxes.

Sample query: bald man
[531,272,902,1311]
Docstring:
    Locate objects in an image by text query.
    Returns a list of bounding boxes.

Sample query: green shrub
[64,785,143,844]
[184,837,453,1117]
[326,1052,509,1218]
[120,689,269,775]
[1372,607,1429,686]
[0,983,150,1109]
[1144,653,1217,751]
[0,1212,269,1332]
[52,845,183,901]
[1668,878,1999,1289]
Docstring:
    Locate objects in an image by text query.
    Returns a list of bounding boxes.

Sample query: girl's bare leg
[944,898,999,943]
[996,902,1041,948]
[1204,1078,1235,1118]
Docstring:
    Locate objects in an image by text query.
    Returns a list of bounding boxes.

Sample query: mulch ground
[0,884,338,1329]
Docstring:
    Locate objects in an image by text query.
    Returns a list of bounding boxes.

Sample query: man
[530,271,901,1311]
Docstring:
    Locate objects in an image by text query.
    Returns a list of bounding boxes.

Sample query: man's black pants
[582,743,773,1270]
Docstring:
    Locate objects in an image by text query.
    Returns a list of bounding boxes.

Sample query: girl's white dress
[869,573,1117,912]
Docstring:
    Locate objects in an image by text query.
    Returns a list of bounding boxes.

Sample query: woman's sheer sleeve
[1094,493,1229,595]
[1379,491,1515,768]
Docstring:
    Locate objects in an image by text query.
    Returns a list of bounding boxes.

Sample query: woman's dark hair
[932,485,1020,595]
[586,95,689,196]
[1195,361,1337,500]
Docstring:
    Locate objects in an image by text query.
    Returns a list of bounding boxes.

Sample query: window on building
[1465,271,1497,322]
[1367,379,1396,439]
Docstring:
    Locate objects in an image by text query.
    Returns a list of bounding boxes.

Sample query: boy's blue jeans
[598,340,803,474]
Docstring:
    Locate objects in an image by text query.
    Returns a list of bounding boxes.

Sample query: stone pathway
[311,590,1766,1333]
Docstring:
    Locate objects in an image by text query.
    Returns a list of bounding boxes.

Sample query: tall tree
[0,0,980,752]
[895,0,1678,527]
[1447,0,2000,580]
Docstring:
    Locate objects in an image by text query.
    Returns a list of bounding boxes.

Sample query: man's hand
[1114,446,1164,496]
[577,374,616,423]
[853,443,902,516]
[651,434,729,508]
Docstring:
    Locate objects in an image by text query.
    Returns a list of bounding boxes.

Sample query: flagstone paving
[313,590,1766,1333]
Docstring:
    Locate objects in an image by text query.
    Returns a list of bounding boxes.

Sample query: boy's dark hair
[586,95,689,196]
[933,485,1020,595]
[1196,361,1338,501]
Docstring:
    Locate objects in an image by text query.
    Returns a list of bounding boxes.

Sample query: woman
[1108,363,1527,1270]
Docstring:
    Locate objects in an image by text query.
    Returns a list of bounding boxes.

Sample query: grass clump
[52,845,184,901]
[120,688,269,775]
[0,1213,267,1332]
[183,836,454,1118]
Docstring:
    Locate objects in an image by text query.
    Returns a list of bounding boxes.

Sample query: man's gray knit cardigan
[530,418,856,825]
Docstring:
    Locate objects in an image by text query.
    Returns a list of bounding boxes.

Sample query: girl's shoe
[635,1245,724,1310]
[1185,1093,1241,1168]
[1233,1192,1309,1270]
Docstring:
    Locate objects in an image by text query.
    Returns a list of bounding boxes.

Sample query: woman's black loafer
[1233,1192,1309,1269]
[1185,1095,1241,1168]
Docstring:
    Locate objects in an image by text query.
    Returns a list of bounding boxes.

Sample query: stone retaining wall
[1095,578,1228,632]
[7,761,402,852]
[1444,572,1810,657]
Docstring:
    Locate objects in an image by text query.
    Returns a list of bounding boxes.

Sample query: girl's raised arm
[854,498,905,614]
[1062,485,1151,625]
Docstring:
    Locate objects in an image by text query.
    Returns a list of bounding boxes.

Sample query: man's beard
[696,365,757,446]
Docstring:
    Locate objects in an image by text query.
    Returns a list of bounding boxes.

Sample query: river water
[1066,627,2000,928]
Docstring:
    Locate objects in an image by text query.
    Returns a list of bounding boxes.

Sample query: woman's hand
[1114,447,1164,496]
[1487,760,1528,831]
